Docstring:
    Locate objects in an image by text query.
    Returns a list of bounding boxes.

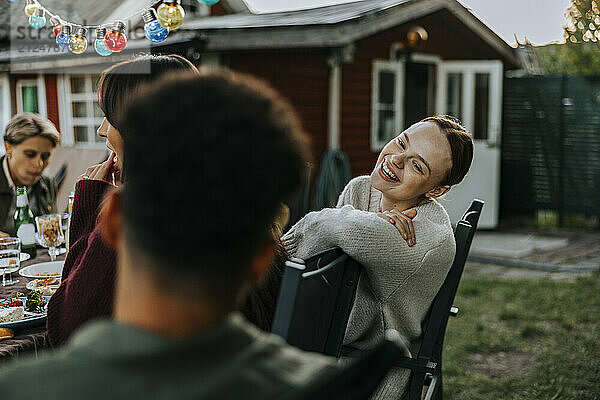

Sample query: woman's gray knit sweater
[281,176,455,399]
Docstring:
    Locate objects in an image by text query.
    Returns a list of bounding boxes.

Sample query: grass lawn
[442,274,600,400]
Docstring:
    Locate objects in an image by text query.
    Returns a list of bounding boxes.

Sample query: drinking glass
[0,237,21,286]
[35,214,64,261]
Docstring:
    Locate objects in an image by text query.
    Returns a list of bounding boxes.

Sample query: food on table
[24,291,46,313]
[0,327,14,340]
[8,299,23,307]
[38,215,62,247]
[0,306,24,323]
[38,277,60,286]
[34,272,60,277]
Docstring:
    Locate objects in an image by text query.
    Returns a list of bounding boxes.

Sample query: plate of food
[26,276,61,296]
[0,292,50,329]
[19,261,64,279]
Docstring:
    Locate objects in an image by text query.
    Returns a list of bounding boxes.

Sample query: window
[446,73,463,122]
[474,73,490,140]
[371,60,404,151]
[58,74,104,147]
[16,76,46,117]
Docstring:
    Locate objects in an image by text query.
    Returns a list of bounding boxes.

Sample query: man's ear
[100,188,122,250]
[4,142,12,158]
[426,185,451,199]
[249,240,276,283]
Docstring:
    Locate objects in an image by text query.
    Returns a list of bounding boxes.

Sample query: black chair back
[272,247,361,357]
[405,199,483,400]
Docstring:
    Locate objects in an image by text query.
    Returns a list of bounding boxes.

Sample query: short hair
[4,113,60,147]
[421,116,473,187]
[97,54,198,132]
[120,70,309,300]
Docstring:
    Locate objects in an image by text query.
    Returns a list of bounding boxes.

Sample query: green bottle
[14,186,37,259]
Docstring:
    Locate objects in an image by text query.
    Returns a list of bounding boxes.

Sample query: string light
[94,27,112,57]
[157,0,185,30]
[68,26,88,54]
[55,24,71,50]
[104,21,128,53]
[142,9,169,43]
[50,16,62,37]
[29,8,46,29]
[24,0,38,17]
[13,0,208,56]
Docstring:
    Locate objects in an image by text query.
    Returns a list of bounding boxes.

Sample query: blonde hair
[4,113,60,147]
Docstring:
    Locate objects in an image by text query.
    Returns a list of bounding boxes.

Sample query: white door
[436,60,503,229]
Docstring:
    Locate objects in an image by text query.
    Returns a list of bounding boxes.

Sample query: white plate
[19,261,64,279]
[20,253,30,262]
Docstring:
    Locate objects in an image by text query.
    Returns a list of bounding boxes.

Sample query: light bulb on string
[94,27,112,57]
[50,16,62,37]
[28,7,46,29]
[56,24,71,50]
[198,0,220,5]
[104,20,127,52]
[68,26,88,54]
[157,0,185,30]
[142,8,169,43]
[24,0,38,17]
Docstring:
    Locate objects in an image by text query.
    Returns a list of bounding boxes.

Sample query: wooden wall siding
[226,50,329,166]
[341,9,507,176]
[44,75,60,132]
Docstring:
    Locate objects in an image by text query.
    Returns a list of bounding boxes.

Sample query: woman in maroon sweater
[47,55,198,346]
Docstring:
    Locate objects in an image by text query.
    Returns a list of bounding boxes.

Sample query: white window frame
[57,74,105,148]
[16,75,47,117]
[436,60,503,146]
[371,60,405,152]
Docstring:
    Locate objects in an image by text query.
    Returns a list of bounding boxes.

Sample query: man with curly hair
[0,70,339,399]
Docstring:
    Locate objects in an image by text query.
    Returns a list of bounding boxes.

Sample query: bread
[0,307,24,323]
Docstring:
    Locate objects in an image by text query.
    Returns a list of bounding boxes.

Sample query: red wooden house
[0,0,520,226]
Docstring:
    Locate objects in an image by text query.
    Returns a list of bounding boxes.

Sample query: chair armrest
[450,306,459,317]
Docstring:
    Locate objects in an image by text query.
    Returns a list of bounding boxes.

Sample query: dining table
[0,249,65,364]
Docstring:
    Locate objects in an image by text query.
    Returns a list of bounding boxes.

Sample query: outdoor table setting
[0,248,66,364]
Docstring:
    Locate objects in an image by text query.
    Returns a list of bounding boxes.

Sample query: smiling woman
[0,113,60,236]
[271,115,474,399]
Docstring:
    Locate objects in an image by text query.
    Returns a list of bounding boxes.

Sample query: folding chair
[273,199,484,399]
[271,246,361,357]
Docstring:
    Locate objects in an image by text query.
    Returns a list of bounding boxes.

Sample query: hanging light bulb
[50,16,62,37]
[24,0,38,17]
[56,24,71,50]
[198,0,220,5]
[28,7,46,29]
[94,27,112,57]
[104,20,127,53]
[142,9,169,43]
[68,26,88,54]
[157,0,185,30]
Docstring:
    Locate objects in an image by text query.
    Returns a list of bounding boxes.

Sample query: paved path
[466,230,600,280]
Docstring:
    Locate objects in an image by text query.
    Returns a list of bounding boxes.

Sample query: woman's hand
[377,208,417,247]
[78,153,118,186]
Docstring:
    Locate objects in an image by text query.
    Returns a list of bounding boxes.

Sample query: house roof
[183,0,518,67]
[184,0,411,29]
